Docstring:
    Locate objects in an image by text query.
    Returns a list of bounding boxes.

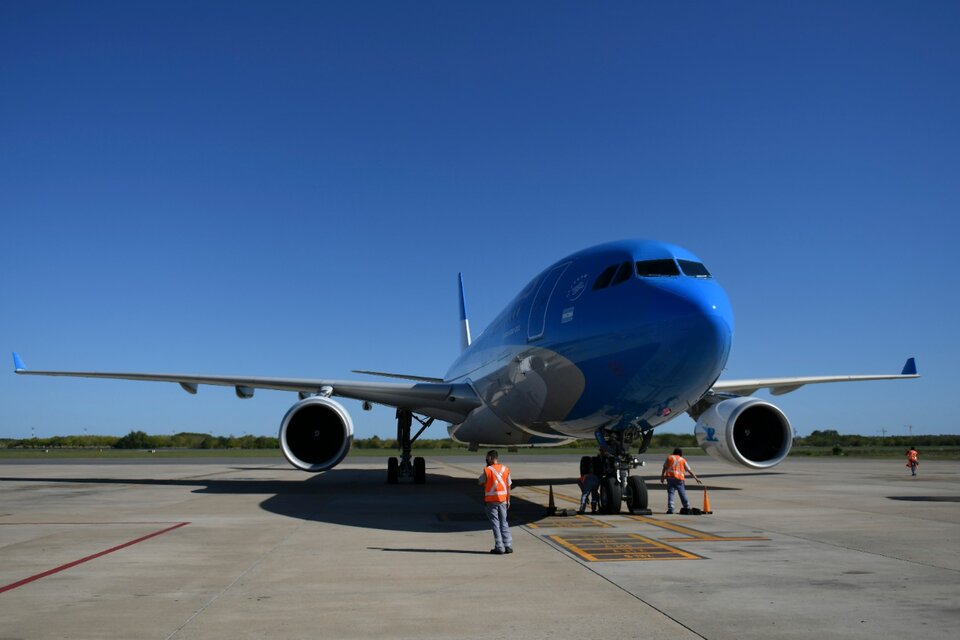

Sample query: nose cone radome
[650,278,734,375]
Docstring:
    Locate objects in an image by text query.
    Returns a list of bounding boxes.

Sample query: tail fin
[458,273,472,352]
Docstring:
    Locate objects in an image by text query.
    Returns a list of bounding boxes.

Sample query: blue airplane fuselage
[445,240,734,445]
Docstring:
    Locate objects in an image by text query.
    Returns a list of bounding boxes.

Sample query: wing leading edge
[711,357,919,396]
[11,353,480,424]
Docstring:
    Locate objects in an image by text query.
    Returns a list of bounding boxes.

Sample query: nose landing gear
[387,409,432,484]
[590,429,652,515]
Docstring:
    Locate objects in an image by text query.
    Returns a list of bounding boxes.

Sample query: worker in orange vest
[478,449,513,554]
[906,446,920,476]
[660,447,702,514]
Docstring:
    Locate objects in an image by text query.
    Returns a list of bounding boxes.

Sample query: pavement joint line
[732,524,960,574]
[0,521,190,595]
[163,511,327,640]
[524,524,710,639]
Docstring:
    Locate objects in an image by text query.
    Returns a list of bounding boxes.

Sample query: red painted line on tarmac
[0,521,190,595]
[0,522,184,526]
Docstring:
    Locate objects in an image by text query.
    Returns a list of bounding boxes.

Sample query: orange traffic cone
[702,486,713,514]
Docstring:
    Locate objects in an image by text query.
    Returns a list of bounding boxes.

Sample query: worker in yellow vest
[478,450,513,554]
[660,447,702,514]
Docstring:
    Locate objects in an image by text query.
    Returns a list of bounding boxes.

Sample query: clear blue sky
[2,1,956,440]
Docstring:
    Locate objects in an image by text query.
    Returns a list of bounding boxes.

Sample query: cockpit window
[635,259,680,277]
[592,264,618,290]
[611,261,633,286]
[678,260,711,278]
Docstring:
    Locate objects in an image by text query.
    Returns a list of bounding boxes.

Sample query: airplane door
[527,262,570,341]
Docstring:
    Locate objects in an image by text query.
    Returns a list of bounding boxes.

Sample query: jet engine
[279,396,354,472]
[694,396,792,469]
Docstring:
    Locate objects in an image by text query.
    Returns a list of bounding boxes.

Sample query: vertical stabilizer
[458,273,472,352]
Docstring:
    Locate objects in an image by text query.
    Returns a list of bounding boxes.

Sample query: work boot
[504,547,513,554]
[490,548,504,555]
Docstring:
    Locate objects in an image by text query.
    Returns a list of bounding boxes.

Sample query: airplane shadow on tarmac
[0,468,547,534]
[0,466,760,534]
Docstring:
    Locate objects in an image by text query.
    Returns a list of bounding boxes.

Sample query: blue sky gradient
[2,1,956,440]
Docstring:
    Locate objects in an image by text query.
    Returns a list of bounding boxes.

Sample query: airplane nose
[648,278,734,367]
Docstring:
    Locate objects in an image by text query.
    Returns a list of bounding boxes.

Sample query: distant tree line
[3,429,959,451]
[796,429,960,448]
[2,431,279,450]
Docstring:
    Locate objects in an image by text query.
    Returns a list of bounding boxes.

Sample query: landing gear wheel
[626,476,649,514]
[413,456,426,484]
[579,456,592,476]
[600,476,622,515]
[387,457,399,484]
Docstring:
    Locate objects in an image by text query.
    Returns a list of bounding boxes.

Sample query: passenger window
[611,261,633,286]
[678,260,711,278]
[635,259,680,277]
[592,264,618,290]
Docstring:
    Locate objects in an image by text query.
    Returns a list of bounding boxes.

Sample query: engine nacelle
[694,396,792,469]
[279,396,354,472]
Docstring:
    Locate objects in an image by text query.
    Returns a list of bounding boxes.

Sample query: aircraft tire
[626,476,648,514]
[600,476,622,514]
[591,455,603,476]
[414,456,426,484]
[387,457,399,484]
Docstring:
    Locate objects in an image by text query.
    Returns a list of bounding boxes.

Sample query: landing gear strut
[592,428,652,515]
[387,409,433,484]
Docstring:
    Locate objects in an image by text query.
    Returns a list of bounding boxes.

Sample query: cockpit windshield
[593,256,712,290]
[635,259,680,277]
[677,260,711,278]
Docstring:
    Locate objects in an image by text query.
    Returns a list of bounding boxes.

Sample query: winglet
[458,272,472,352]
[901,357,917,376]
[12,352,26,372]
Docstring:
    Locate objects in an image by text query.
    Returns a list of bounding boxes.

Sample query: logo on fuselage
[567,274,589,301]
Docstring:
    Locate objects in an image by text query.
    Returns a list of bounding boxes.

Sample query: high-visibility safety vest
[907,450,919,464]
[664,455,687,480]
[484,463,511,503]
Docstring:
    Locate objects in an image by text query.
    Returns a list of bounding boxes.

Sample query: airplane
[12,239,919,514]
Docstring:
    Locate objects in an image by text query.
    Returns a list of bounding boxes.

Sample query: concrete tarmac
[1,455,957,639]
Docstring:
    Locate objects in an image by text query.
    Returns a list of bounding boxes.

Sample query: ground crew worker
[478,449,513,554]
[577,470,599,514]
[906,446,920,476]
[660,447,701,514]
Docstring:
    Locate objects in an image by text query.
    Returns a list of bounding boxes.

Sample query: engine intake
[694,397,792,469]
[279,396,354,472]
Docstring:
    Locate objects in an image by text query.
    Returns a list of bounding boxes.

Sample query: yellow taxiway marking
[526,514,611,529]
[549,533,702,562]
[625,515,769,542]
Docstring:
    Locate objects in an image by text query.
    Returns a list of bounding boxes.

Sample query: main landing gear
[387,409,433,484]
[582,428,651,515]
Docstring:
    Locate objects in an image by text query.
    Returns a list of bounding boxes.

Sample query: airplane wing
[11,353,480,424]
[711,357,919,396]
